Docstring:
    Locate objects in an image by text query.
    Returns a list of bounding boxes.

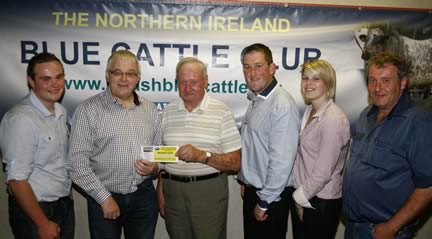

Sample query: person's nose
[120,73,128,81]
[247,67,258,78]
[183,82,192,92]
[374,80,383,92]
[52,78,63,88]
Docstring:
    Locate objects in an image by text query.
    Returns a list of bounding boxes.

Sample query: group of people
[0,43,431,239]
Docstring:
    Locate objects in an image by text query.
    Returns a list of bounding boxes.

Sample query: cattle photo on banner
[354,23,432,108]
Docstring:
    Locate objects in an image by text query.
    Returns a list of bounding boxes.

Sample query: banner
[1,0,431,124]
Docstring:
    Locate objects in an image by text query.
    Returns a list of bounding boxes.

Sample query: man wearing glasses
[68,50,161,239]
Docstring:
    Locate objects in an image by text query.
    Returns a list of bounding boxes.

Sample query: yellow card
[141,146,179,163]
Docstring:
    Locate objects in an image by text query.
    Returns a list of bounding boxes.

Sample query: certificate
[141,146,179,163]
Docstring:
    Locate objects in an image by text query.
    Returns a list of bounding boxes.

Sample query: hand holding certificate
[176,144,208,163]
[134,159,159,176]
[141,146,179,163]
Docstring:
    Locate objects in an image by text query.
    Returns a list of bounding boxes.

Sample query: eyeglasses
[110,70,139,79]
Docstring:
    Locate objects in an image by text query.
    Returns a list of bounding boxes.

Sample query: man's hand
[373,222,398,239]
[37,220,61,239]
[156,176,166,218]
[240,185,245,199]
[254,204,268,221]
[101,196,120,219]
[295,204,304,222]
[176,144,205,163]
[7,180,61,239]
[134,160,159,176]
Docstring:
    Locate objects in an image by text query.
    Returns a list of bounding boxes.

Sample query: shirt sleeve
[409,111,432,188]
[257,102,300,204]
[67,104,111,204]
[0,113,38,182]
[301,115,350,200]
[152,108,163,146]
[220,110,241,153]
[292,186,314,208]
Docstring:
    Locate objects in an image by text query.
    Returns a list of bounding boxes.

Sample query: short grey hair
[175,57,208,80]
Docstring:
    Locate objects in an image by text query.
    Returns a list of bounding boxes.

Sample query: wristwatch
[204,151,212,164]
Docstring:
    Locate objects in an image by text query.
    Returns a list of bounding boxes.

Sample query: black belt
[9,195,71,204]
[162,172,223,183]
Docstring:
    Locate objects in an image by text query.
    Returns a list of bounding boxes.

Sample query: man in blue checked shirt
[68,50,161,239]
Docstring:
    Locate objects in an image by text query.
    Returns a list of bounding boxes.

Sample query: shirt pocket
[349,132,365,160]
[94,118,120,146]
[365,138,404,171]
[36,133,59,166]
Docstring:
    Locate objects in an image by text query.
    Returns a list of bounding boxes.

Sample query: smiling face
[27,61,65,112]
[301,69,328,106]
[368,63,407,115]
[106,55,140,104]
[177,61,208,111]
[242,51,276,94]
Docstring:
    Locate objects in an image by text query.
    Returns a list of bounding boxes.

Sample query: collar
[105,88,141,106]
[367,91,412,119]
[29,91,63,118]
[178,91,209,113]
[247,78,278,101]
[308,99,333,121]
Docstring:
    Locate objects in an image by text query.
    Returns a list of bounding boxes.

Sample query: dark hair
[240,43,273,65]
[367,51,410,80]
[27,52,64,79]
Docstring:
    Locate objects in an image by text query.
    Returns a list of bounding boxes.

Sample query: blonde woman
[289,59,350,239]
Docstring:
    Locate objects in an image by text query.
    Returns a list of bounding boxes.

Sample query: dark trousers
[243,186,290,239]
[87,179,158,239]
[8,195,75,239]
[288,187,342,239]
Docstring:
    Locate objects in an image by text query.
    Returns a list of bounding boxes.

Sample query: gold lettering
[163,15,174,30]
[124,14,137,28]
[95,13,107,27]
[251,18,263,32]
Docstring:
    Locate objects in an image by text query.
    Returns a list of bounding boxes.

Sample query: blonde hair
[300,59,336,105]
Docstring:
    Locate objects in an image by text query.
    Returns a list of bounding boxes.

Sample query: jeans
[243,186,290,239]
[87,179,158,239]
[344,221,417,239]
[8,195,75,239]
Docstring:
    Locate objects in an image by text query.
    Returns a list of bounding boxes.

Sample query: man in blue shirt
[343,51,432,239]
[238,43,300,239]
[0,52,74,239]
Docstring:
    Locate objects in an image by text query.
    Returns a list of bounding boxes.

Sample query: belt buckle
[185,175,195,183]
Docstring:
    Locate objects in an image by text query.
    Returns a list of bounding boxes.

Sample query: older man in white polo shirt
[137,57,241,239]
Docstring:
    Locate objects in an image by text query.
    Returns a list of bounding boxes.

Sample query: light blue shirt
[239,79,300,204]
[0,91,71,202]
